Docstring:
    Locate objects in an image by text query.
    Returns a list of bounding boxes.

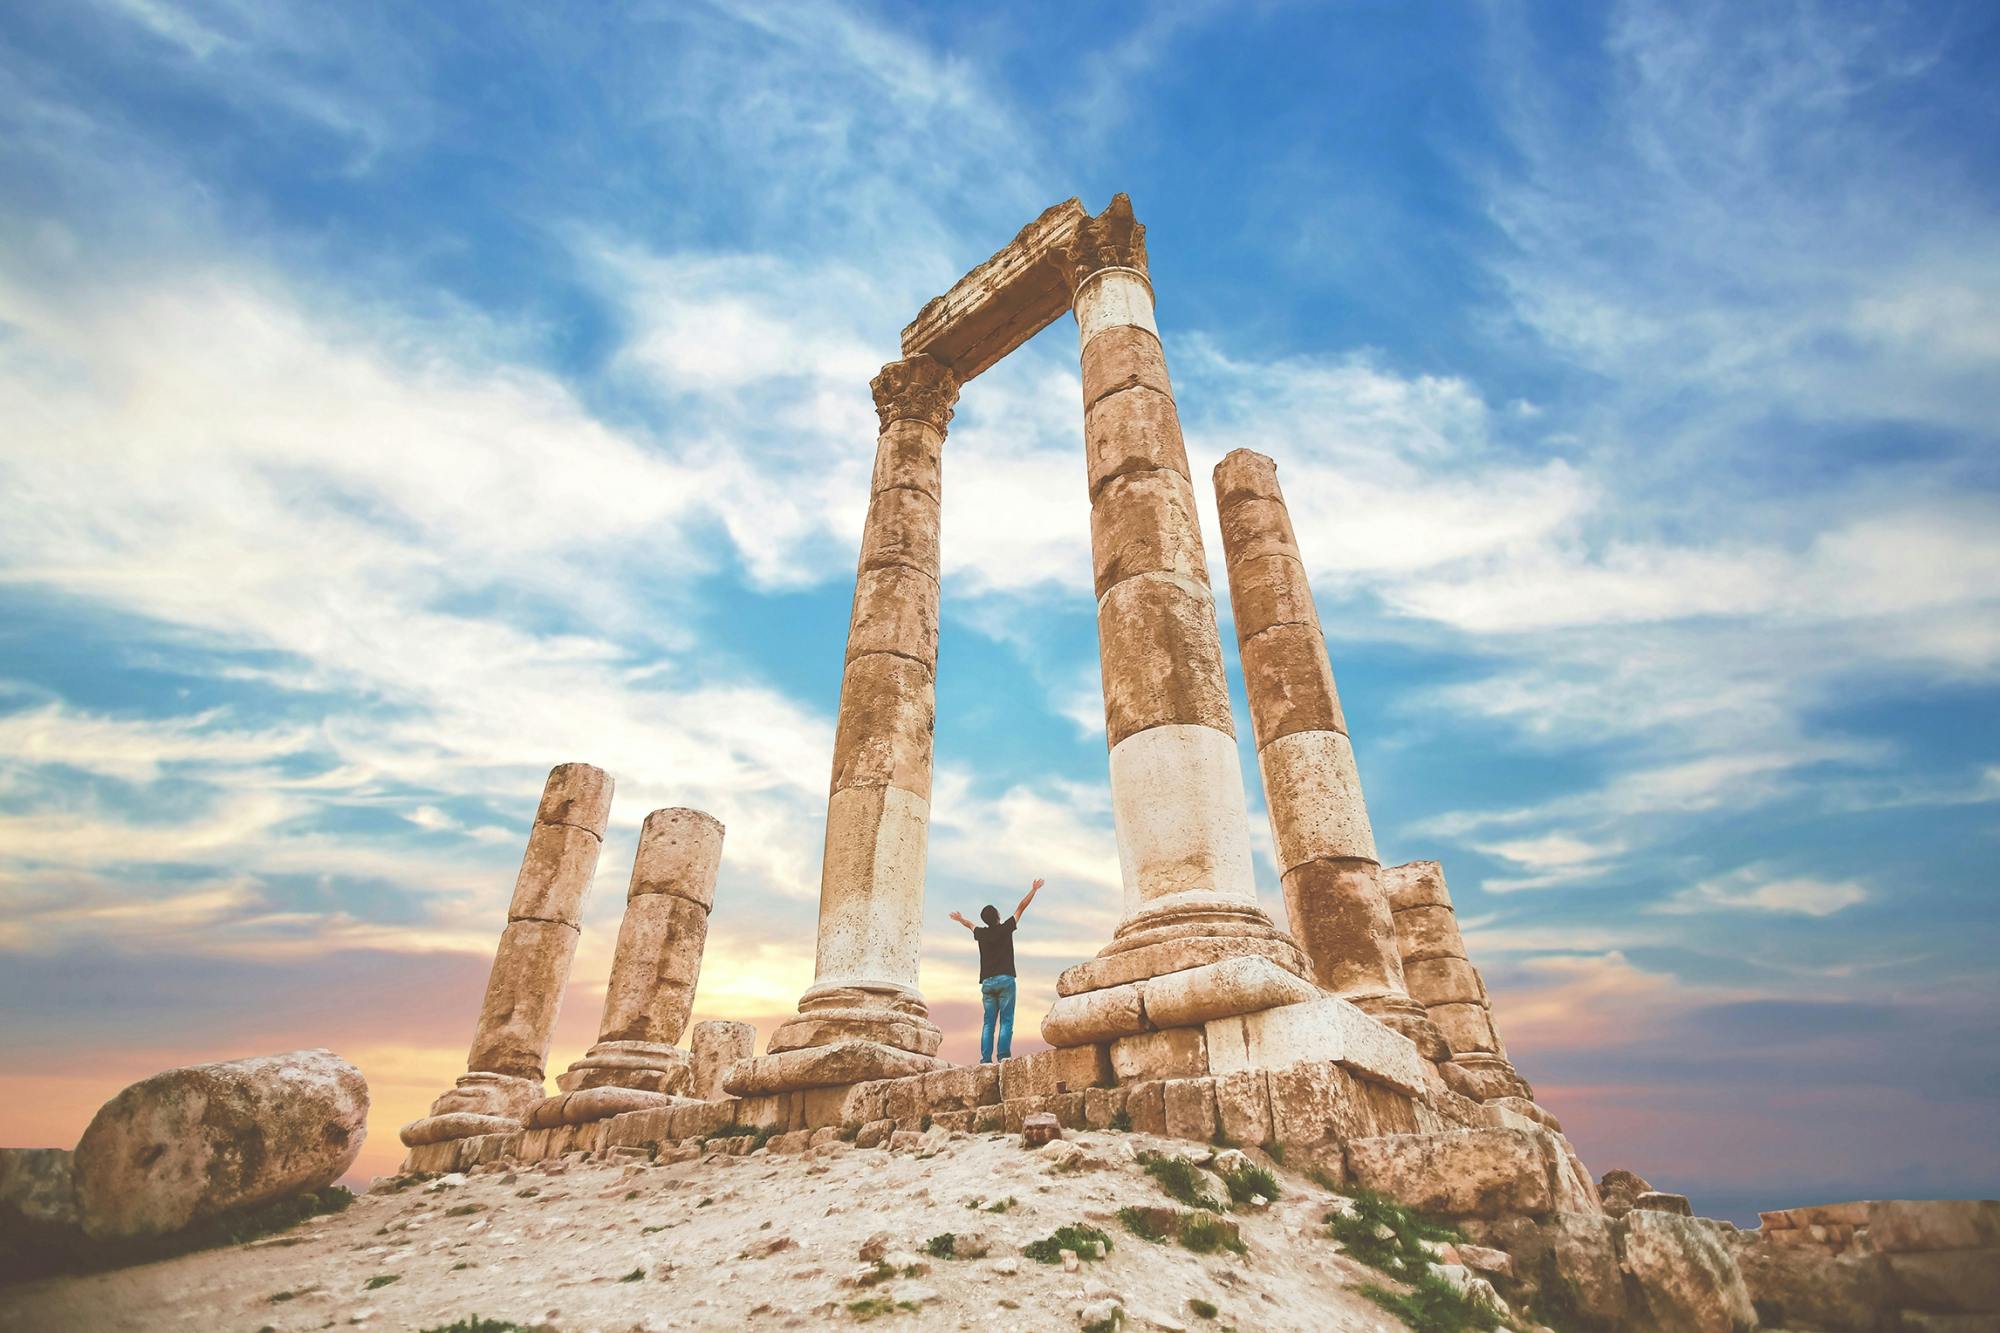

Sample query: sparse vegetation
[1117,1206,1169,1243]
[267,1290,300,1303]
[1210,1129,1238,1148]
[1221,1162,1280,1206]
[697,1196,714,1207]
[363,1273,401,1290]
[444,1203,485,1217]
[1259,1140,1285,1165]
[1358,1275,1500,1333]
[846,1295,921,1320]
[419,1320,531,1333]
[1109,1108,1133,1133]
[923,1232,957,1258]
[450,1261,474,1271]
[1179,1211,1246,1256]
[641,1224,670,1235]
[1188,1297,1219,1320]
[618,1266,646,1282]
[1306,1166,1342,1193]
[856,1260,896,1288]
[979,1195,1015,1213]
[1324,1188,1462,1283]
[1022,1223,1113,1264]
[1137,1151,1222,1212]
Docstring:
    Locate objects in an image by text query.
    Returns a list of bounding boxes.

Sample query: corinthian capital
[870,354,960,432]
[1057,193,1149,294]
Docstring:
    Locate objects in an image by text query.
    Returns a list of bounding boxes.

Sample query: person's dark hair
[979,904,1000,926]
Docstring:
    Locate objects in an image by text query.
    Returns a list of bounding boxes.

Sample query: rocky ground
[1,1128,1441,1332]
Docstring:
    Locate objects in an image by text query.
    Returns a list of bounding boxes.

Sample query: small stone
[1076,1297,1123,1328]
[992,1257,1020,1276]
[897,1282,939,1305]
[1061,1248,1080,1272]
[858,1231,893,1262]
[883,1250,929,1276]
[1455,1243,1513,1278]
[887,1130,926,1152]
[855,1120,895,1149]
[742,1234,797,1259]
[1023,1112,1062,1148]
[953,1230,993,1259]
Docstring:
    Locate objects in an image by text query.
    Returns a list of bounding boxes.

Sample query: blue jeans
[980,974,1016,1063]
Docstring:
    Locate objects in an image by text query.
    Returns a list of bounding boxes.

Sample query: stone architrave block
[1205,995,1427,1097]
[1213,1069,1273,1147]
[1124,1081,1168,1136]
[1110,1028,1208,1082]
[999,1045,1113,1100]
[1161,1078,1219,1143]
[1345,1127,1568,1220]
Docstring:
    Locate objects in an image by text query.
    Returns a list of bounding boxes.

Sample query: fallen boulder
[72,1048,368,1239]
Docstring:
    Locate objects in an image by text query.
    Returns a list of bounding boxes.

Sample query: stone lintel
[899,198,1089,382]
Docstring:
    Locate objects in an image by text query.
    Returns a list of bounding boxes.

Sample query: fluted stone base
[554,1040,691,1095]
[723,1040,948,1096]
[766,982,942,1058]
[399,1071,544,1146]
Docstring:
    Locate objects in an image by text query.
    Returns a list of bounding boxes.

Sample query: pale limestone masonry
[1383,859,1533,1103]
[401,763,613,1147]
[529,808,725,1129]
[1211,447,1449,1063]
[689,1020,756,1101]
[732,356,958,1094]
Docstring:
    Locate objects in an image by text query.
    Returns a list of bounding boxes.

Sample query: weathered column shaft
[554,808,724,1099]
[1066,197,1304,972]
[401,763,612,1146]
[763,354,957,1065]
[1383,860,1532,1101]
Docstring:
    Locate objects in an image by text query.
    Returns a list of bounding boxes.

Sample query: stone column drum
[1210,448,1448,1061]
[1042,198,1310,1044]
[533,808,723,1124]
[745,355,958,1090]
[1383,860,1532,1101]
[401,763,613,1146]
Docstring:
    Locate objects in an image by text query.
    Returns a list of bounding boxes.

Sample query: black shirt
[973,917,1017,980]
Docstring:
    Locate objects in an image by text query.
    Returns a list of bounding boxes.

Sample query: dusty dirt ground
[0,1129,1416,1332]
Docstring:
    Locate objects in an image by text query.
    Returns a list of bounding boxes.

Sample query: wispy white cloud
[1656,866,1868,919]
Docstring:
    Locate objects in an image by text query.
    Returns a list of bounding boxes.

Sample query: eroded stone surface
[1620,1210,1758,1333]
[689,1021,756,1101]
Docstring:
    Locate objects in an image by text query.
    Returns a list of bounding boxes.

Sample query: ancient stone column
[743,355,957,1090]
[1043,197,1309,1034]
[1383,860,1532,1101]
[1211,449,1448,1061]
[401,763,612,1146]
[531,808,723,1125]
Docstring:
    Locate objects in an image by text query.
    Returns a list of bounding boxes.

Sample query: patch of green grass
[846,1295,922,1321]
[1178,1212,1245,1256]
[1117,1206,1169,1243]
[1358,1275,1500,1333]
[443,1203,485,1217]
[1109,1108,1133,1133]
[1137,1152,1222,1212]
[1325,1188,1463,1283]
[1306,1166,1342,1193]
[924,1232,956,1258]
[1221,1162,1280,1206]
[419,1320,531,1333]
[1022,1223,1113,1265]
[855,1260,896,1288]
[1209,1129,1238,1149]
[1188,1297,1219,1320]
[363,1274,401,1290]
[982,1196,1015,1214]
[1258,1140,1285,1164]
[618,1266,646,1283]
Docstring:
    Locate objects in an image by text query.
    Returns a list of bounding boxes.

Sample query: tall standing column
[746,356,957,1089]
[1057,196,1308,989]
[1383,861,1532,1101]
[1212,449,1449,1061]
[401,763,613,1146]
[551,808,724,1103]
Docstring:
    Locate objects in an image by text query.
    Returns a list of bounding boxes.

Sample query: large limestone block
[1110,1028,1208,1082]
[466,919,583,1079]
[999,1045,1114,1100]
[846,565,940,667]
[1040,979,1148,1046]
[1392,903,1465,965]
[535,762,614,836]
[1223,552,1320,643]
[1619,1210,1758,1333]
[1238,622,1343,747]
[1213,1069,1273,1146]
[597,893,711,1045]
[869,418,942,500]
[856,485,941,581]
[1074,265,1159,351]
[1080,322,1171,408]
[723,1042,945,1096]
[1471,1211,1631,1328]
[1267,1059,1373,1147]
[828,653,935,799]
[505,820,606,922]
[1107,724,1257,904]
[1868,1199,2000,1253]
[1161,1078,1219,1142]
[1205,994,1427,1097]
[72,1049,367,1240]
[1082,386,1190,500]
[1345,1127,1570,1220]
[1143,954,1322,1031]
[629,807,725,908]
[1090,467,1208,599]
[1405,956,1485,1007]
[920,1064,1002,1111]
[1382,859,1451,911]
[1096,576,1233,746]
[1057,935,1306,997]
[1260,730,1375,872]
[811,784,929,990]
[1216,495,1300,566]
[1280,858,1406,994]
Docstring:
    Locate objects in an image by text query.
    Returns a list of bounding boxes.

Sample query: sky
[0,0,1995,1223]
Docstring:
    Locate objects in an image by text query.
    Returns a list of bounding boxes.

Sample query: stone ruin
[382,198,1999,1331]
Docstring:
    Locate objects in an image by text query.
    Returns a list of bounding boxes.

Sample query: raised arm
[1014,878,1045,923]
[948,910,978,932]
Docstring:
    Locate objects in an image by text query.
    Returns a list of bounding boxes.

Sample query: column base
[554,1040,691,1095]
[399,1071,543,1146]
[526,1085,691,1129]
[766,982,943,1058]
[1345,990,1453,1064]
[722,1039,949,1096]
[1056,892,1310,998]
[1042,953,1322,1047]
[1440,1050,1535,1103]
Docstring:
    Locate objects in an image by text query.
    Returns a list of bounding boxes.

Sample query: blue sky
[1,0,1996,1215]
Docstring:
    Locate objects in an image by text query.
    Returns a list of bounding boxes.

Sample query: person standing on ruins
[949,878,1044,1062]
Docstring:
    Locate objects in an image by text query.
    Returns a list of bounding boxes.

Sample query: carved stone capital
[1058,192,1149,293]
[870,354,960,432]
